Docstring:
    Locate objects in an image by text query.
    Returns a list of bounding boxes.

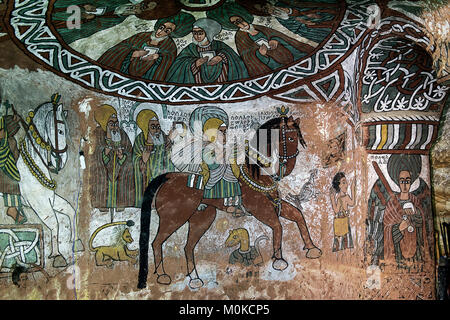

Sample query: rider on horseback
[200,117,249,217]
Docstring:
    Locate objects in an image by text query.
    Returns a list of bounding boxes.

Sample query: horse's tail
[137,173,169,289]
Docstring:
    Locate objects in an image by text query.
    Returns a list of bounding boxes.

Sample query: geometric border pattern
[4,0,376,105]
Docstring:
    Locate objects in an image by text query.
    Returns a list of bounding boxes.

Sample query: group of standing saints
[52,0,338,84]
[89,104,246,219]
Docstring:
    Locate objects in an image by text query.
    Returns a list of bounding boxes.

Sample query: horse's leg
[151,216,187,285]
[243,196,287,271]
[52,194,84,252]
[31,198,67,268]
[184,205,217,289]
[280,201,322,259]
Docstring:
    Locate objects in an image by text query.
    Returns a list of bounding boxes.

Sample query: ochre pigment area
[0,0,448,301]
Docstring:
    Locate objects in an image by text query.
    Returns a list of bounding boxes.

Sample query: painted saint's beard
[109,129,121,143]
[149,132,164,146]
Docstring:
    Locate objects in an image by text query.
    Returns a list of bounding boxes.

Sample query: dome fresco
[0,0,449,302]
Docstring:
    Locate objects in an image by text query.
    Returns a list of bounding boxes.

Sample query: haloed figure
[329,172,355,252]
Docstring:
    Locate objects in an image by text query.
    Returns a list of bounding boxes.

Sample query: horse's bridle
[277,119,300,179]
[51,108,68,155]
[47,106,68,173]
[23,96,67,173]
[244,117,300,183]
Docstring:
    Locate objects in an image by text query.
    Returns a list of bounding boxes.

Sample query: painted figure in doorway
[367,154,432,269]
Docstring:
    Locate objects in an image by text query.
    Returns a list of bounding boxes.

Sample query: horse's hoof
[52,255,68,268]
[272,258,288,271]
[157,274,171,285]
[189,278,204,289]
[74,239,85,252]
[306,247,322,259]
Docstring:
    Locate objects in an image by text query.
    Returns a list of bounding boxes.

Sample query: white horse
[15,97,84,268]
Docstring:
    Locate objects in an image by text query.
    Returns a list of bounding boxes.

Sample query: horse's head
[42,99,68,173]
[277,115,306,178]
[246,112,306,180]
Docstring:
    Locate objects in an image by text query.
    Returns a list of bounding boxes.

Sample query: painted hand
[131,50,149,59]
[104,147,112,155]
[117,148,124,159]
[268,40,279,50]
[196,57,209,68]
[141,53,159,61]
[207,55,223,66]
[142,150,151,163]
[259,44,268,56]
[399,219,409,232]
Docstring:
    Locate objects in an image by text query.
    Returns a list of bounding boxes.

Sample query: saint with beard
[207,3,315,77]
[166,18,248,84]
[98,12,195,81]
[132,109,177,207]
[90,104,135,212]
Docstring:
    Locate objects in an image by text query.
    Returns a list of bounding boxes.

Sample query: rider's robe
[0,116,22,207]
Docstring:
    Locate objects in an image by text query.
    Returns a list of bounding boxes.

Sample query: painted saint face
[399,170,412,194]
[230,16,250,30]
[155,22,176,38]
[192,27,207,43]
[148,119,161,137]
[106,115,121,142]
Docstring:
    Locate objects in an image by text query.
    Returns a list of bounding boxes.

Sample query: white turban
[193,18,222,43]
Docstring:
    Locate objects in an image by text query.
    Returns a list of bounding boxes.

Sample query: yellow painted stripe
[377,124,388,150]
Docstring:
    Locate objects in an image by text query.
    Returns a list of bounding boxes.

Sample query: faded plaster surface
[0,0,447,300]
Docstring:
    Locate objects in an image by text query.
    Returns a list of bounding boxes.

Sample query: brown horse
[137,114,322,289]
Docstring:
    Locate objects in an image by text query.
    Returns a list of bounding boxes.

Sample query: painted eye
[288,137,294,142]
[58,129,64,135]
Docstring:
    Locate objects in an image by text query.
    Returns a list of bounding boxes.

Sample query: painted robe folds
[132,132,175,207]
[0,116,21,207]
[89,126,135,209]
[235,25,314,77]
[98,33,177,81]
[52,0,131,44]
[383,193,426,264]
[166,40,248,84]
